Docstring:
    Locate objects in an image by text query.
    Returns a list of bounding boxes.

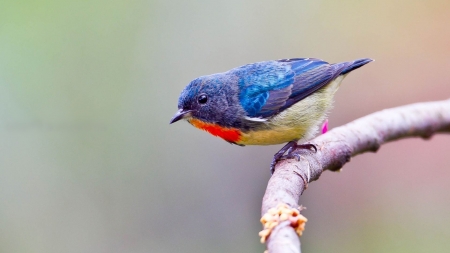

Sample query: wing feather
[236,58,372,118]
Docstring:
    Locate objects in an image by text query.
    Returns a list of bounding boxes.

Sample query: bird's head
[170,75,238,125]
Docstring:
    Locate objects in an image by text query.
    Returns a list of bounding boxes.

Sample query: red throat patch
[189,119,241,143]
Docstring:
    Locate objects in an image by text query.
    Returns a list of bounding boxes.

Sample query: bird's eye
[197,94,208,104]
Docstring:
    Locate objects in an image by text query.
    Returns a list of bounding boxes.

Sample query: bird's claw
[297,143,317,153]
[270,142,317,175]
[269,161,276,175]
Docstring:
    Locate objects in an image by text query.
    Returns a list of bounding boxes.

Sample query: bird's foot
[270,142,317,174]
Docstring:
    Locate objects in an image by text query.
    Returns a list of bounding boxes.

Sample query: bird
[170,57,372,173]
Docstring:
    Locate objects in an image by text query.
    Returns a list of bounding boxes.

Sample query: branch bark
[261,99,450,253]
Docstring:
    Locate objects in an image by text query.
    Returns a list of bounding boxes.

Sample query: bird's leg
[270,141,317,174]
[270,141,297,174]
[284,143,317,159]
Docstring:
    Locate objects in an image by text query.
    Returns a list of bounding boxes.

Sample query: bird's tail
[340,58,373,75]
[325,58,373,95]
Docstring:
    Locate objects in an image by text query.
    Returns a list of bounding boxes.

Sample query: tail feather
[340,58,373,75]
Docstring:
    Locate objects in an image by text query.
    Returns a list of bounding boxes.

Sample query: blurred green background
[1,1,450,252]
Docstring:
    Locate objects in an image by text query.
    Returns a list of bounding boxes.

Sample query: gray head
[169,74,243,128]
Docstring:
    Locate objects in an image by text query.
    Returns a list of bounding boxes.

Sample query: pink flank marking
[321,119,328,134]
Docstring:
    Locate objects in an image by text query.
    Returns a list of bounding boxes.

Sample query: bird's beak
[169,109,192,124]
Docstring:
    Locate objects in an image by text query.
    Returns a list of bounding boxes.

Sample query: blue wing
[235,58,372,118]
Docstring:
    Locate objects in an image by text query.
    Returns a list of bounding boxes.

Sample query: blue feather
[341,58,373,74]
[235,58,372,118]
[235,62,293,117]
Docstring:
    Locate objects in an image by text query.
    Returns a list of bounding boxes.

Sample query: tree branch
[261,99,450,253]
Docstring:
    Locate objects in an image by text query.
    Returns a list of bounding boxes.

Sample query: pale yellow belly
[238,124,309,145]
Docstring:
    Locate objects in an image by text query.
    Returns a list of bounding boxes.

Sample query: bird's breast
[188,118,242,143]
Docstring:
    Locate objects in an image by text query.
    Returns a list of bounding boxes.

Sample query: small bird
[170,58,372,173]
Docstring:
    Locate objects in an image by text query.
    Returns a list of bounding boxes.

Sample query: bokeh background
[1,1,450,252]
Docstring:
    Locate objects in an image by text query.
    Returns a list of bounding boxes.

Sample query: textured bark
[262,99,450,253]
